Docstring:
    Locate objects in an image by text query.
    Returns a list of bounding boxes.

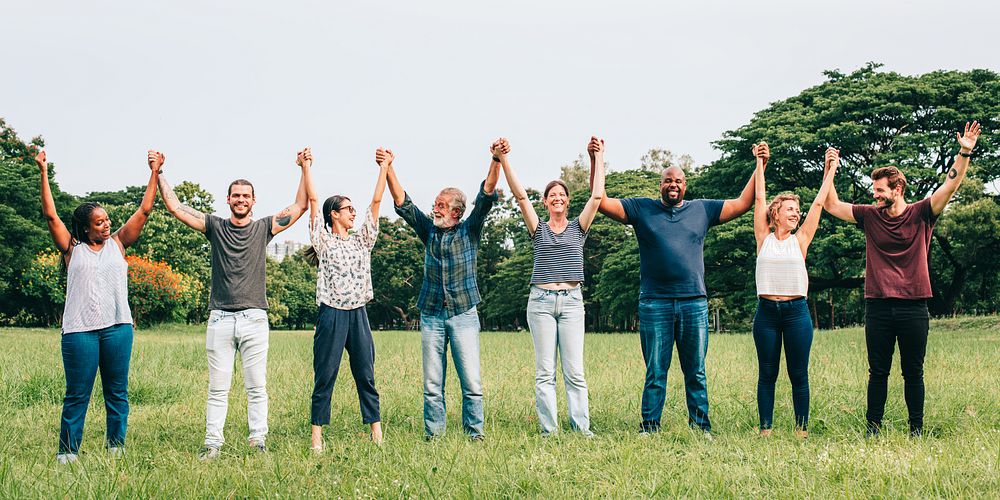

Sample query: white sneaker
[56,453,79,465]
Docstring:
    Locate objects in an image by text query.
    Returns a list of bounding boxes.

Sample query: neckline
[546,219,572,236]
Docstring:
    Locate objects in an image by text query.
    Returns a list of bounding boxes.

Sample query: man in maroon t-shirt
[823,121,982,436]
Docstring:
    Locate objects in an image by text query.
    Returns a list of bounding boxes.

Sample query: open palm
[957,121,982,151]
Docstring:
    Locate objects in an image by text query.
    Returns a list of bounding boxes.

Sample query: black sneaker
[639,420,661,434]
[249,438,267,453]
[470,435,485,443]
[198,446,221,461]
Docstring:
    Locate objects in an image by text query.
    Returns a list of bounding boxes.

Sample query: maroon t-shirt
[852,198,937,299]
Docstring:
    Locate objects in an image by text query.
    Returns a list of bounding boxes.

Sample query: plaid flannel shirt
[394,181,498,318]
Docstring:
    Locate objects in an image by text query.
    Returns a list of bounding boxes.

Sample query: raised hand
[147,150,165,172]
[375,147,394,167]
[824,147,840,176]
[491,137,510,159]
[588,136,605,159]
[296,147,313,168]
[957,121,982,152]
[33,149,47,170]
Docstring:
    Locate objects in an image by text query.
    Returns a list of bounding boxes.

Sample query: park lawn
[1,316,998,497]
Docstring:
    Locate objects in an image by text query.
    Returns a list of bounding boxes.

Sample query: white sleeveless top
[755,233,809,297]
[62,241,133,334]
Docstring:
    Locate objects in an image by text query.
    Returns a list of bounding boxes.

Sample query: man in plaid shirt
[382,140,503,440]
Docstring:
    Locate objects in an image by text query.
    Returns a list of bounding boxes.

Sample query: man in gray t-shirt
[156,148,311,458]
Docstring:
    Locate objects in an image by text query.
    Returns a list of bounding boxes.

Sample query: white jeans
[204,309,269,448]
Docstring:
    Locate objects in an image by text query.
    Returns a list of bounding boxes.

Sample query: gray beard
[433,215,457,229]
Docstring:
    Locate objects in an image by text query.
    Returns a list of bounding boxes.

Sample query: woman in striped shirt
[495,136,606,436]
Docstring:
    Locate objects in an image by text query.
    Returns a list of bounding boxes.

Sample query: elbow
[590,192,604,203]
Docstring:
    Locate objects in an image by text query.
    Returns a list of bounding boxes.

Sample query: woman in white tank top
[36,149,161,464]
[750,142,838,439]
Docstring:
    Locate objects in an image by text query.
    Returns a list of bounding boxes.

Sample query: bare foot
[311,424,324,452]
[370,422,384,446]
[794,429,809,439]
[759,429,773,437]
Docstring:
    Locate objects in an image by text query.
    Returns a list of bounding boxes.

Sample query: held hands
[147,150,165,172]
[33,149,47,171]
[491,137,511,160]
[824,147,840,177]
[296,147,313,168]
[375,147,394,168]
[588,136,605,160]
[751,141,770,168]
[957,121,982,153]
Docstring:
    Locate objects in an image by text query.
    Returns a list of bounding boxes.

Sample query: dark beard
[661,193,682,207]
[231,207,251,219]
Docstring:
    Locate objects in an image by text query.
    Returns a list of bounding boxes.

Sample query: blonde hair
[767,193,800,231]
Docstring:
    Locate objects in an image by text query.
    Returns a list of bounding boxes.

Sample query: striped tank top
[755,232,809,297]
[61,240,133,334]
[530,218,587,285]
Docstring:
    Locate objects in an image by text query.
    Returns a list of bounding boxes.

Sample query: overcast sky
[6,0,999,243]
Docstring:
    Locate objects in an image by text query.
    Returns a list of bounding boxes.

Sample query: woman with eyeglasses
[303,147,390,451]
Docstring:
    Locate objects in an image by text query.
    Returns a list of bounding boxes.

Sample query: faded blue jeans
[205,308,270,448]
[59,323,133,454]
[420,306,484,438]
[638,297,711,431]
[526,286,590,436]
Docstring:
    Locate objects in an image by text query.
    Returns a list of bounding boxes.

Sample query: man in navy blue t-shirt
[597,165,757,434]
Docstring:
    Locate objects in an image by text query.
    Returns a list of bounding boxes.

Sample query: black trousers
[311,304,381,425]
[864,298,929,433]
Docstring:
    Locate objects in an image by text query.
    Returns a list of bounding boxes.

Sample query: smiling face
[432,191,464,229]
[774,199,801,232]
[543,181,569,217]
[331,199,356,230]
[227,184,255,220]
[86,207,112,242]
[660,166,687,206]
[872,177,902,208]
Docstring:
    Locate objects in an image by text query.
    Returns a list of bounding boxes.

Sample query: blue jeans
[205,309,270,448]
[420,307,484,438]
[526,286,590,435]
[638,297,711,431]
[752,297,813,430]
[59,323,133,454]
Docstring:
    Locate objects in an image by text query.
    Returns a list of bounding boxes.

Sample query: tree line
[2,64,998,331]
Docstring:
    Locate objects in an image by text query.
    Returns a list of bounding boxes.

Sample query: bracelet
[958,150,972,158]
[492,155,501,162]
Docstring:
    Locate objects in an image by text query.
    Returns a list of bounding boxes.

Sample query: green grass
[1,316,999,497]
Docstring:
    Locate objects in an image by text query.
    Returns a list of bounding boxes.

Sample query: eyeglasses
[338,206,356,214]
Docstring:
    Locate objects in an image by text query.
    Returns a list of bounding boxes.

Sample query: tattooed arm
[159,172,208,233]
[271,151,310,235]
[930,121,981,216]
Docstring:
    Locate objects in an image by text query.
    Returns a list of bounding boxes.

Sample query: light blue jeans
[526,286,590,436]
[420,307,484,438]
[205,308,270,448]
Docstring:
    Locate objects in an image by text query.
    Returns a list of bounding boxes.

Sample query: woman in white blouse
[303,147,392,451]
[751,142,838,438]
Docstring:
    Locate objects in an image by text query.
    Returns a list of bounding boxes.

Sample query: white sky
[5,0,999,243]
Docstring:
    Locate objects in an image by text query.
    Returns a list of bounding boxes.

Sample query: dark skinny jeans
[752,297,813,431]
[864,298,928,434]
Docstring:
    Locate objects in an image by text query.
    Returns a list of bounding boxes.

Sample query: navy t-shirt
[620,198,725,299]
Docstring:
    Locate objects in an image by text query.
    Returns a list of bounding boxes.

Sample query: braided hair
[70,202,103,245]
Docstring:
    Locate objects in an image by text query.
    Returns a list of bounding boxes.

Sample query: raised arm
[113,150,161,249]
[369,148,391,224]
[484,142,501,195]
[821,147,856,223]
[159,168,208,233]
[796,147,839,255]
[34,150,72,253]
[579,136,606,232]
[494,138,539,234]
[930,121,981,216]
[380,148,406,208]
[590,159,628,224]
[752,142,770,251]
[300,148,319,229]
[719,150,761,224]
[271,149,311,236]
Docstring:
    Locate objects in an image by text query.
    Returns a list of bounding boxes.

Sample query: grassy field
[1,316,998,497]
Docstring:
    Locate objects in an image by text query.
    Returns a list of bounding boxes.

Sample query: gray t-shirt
[204,215,274,311]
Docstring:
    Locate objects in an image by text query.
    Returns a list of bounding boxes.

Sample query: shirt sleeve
[917,197,938,224]
[394,192,432,244]
[359,208,379,250]
[851,204,868,230]
[704,199,725,227]
[203,214,219,241]
[620,198,640,225]
[466,180,499,237]
[260,216,275,244]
